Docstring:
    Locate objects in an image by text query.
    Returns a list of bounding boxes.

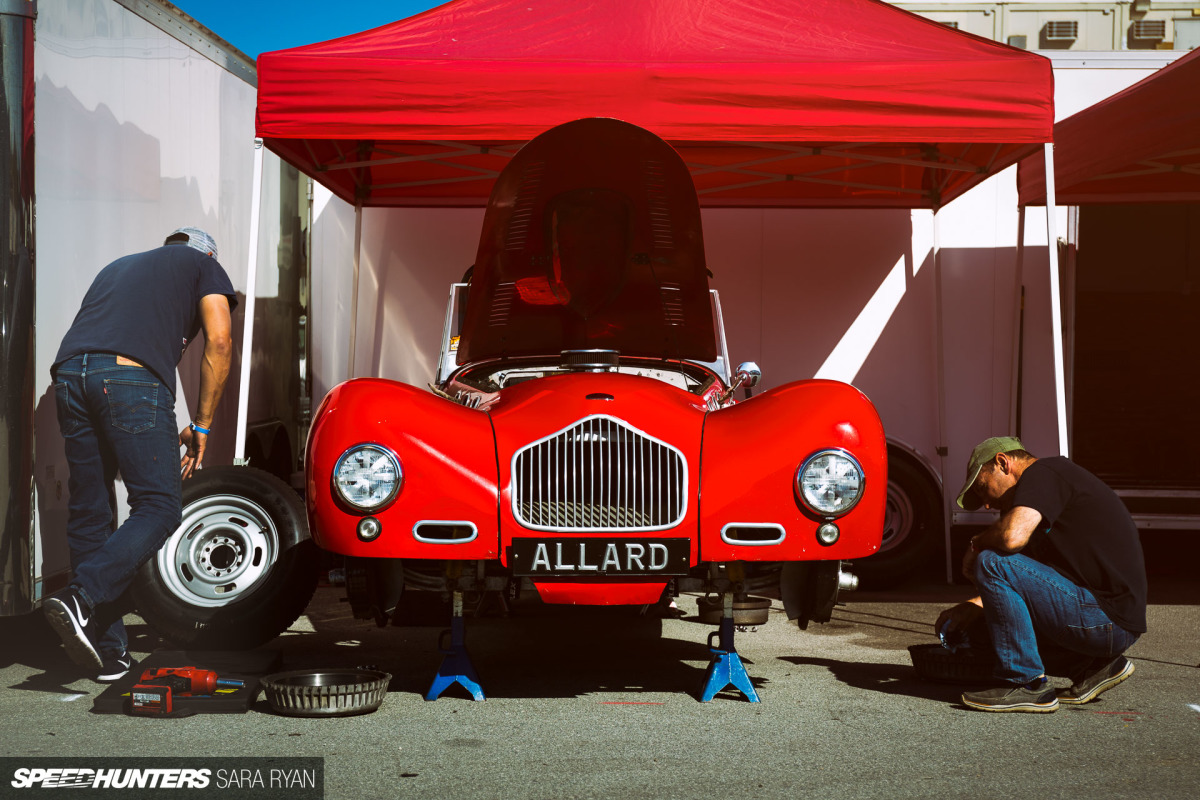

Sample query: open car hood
[457,119,718,366]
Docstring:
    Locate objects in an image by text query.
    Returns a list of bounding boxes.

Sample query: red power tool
[128,667,245,716]
[139,666,245,695]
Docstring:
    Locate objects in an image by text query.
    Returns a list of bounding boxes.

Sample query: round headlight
[334,444,402,511]
[796,450,864,517]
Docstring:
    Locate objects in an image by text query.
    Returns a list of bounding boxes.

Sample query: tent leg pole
[932,209,953,584]
[233,138,264,466]
[1064,206,1079,451]
[348,203,362,380]
[1011,206,1026,437]
[1043,143,1069,458]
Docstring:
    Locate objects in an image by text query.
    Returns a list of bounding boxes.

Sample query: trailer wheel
[132,465,320,648]
[855,456,941,587]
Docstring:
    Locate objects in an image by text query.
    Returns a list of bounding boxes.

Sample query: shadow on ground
[780,654,964,703]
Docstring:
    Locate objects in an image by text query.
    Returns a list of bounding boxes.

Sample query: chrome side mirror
[734,362,761,389]
[718,362,762,405]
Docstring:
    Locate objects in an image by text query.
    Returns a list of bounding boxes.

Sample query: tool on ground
[127,667,243,717]
[129,675,191,716]
[140,666,245,695]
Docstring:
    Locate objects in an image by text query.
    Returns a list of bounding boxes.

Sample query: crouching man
[936,437,1147,713]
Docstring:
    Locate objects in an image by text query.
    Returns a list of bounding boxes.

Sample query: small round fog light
[816,522,840,546]
[357,516,382,542]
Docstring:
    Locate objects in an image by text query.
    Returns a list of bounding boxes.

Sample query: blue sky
[173,1,445,58]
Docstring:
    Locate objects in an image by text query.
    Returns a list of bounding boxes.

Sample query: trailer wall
[27,0,291,605]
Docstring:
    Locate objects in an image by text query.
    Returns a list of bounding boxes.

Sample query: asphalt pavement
[1,570,1197,799]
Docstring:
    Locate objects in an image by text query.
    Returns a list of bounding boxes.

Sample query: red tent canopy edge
[1018,48,1200,207]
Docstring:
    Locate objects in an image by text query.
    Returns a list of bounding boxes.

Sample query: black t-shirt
[54,244,238,395]
[1014,457,1147,633]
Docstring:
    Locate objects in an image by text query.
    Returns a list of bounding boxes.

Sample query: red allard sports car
[304,118,887,700]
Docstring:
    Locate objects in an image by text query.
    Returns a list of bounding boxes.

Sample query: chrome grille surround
[511,415,688,532]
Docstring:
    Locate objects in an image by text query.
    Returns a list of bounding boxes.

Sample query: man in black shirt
[936,436,1147,713]
[43,228,237,681]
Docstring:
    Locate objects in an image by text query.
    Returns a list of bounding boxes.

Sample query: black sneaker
[1058,656,1134,705]
[43,588,103,670]
[963,678,1059,713]
[96,652,135,683]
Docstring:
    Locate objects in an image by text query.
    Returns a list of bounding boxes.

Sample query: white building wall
[891,1,1200,51]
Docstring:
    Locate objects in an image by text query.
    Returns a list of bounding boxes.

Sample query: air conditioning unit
[1044,20,1079,41]
[941,21,960,30]
[1131,20,1167,41]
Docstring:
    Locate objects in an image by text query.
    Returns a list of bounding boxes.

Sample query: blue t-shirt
[54,244,238,395]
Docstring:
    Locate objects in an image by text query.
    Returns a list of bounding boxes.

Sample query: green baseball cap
[956,436,1025,510]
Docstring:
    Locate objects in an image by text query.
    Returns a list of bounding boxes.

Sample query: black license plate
[509,538,690,577]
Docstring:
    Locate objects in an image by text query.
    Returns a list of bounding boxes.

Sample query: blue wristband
[190,422,212,435]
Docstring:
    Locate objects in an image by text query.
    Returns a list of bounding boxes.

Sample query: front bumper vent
[512,415,687,531]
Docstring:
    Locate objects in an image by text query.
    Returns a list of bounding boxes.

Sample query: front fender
[699,380,887,562]
[306,379,499,559]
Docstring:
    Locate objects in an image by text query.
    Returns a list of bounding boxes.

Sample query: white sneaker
[43,588,103,670]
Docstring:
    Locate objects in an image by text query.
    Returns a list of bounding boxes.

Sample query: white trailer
[1,0,317,643]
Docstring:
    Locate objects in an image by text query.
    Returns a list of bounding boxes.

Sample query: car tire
[132,465,320,648]
[854,455,942,587]
[780,561,843,630]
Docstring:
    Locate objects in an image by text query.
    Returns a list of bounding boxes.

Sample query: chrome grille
[512,416,687,531]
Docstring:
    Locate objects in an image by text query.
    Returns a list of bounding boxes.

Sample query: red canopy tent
[255,0,1053,210]
[250,0,1060,578]
[1018,48,1200,207]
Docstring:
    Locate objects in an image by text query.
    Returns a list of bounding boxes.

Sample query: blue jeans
[973,549,1140,685]
[53,353,183,658]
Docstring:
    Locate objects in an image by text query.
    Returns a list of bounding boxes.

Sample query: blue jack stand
[700,596,760,703]
[425,592,485,701]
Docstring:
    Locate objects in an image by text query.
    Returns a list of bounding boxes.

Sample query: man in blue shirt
[44,227,237,681]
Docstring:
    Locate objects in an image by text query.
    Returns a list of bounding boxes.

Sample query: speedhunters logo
[0,759,322,799]
[10,768,210,789]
